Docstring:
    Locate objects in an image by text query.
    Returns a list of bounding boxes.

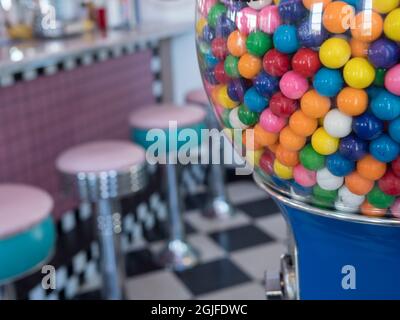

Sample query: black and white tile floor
[75,178,288,300]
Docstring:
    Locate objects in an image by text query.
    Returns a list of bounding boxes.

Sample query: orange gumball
[227,30,247,57]
[268,143,279,154]
[337,87,368,116]
[323,1,355,34]
[361,201,387,217]
[301,90,331,119]
[238,53,262,79]
[253,124,279,147]
[279,126,307,152]
[357,155,387,181]
[276,144,299,167]
[242,130,263,151]
[289,110,318,137]
[345,172,374,196]
[302,0,331,10]
[350,38,369,58]
[351,11,383,42]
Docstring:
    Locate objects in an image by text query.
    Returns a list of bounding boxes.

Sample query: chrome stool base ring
[158,239,199,272]
[204,198,236,220]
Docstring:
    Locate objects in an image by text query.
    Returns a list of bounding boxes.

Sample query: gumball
[361,201,387,217]
[393,157,400,178]
[352,112,383,141]
[208,3,227,28]
[280,71,309,100]
[229,107,249,129]
[385,64,400,96]
[339,134,368,161]
[374,68,387,87]
[289,110,318,137]
[217,85,239,108]
[317,167,344,191]
[278,0,307,24]
[338,186,365,207]
[300,144,325,171]
[276,144,299,167]
[215,14,236,38]
[242,129,263,151]
[368,38,400,69]
[227,79,248,102]
[227,31,247,57]
[389,117,400,144]
[311,127,339,156]
[384,8,400,42]
[294,164,317,187]
[221,109,232,128]
[367,186,396,209]
[373,0,399,14]
[246,31,273,57]
[254,124,279,146]
[259,149,275,175]
[274,159,294,180]
[343,58,376,89]
[345,172,374,196]
[247,0,273,10]
[366,86,385,100]
[273,25,300,54]
[214,62,231,84]
[323,1,354,34]
[292,48,321,78]
[244,86,269,113]
[238,53,262,79]
[370,134,400,163]
[202,25,216,43]
[259,5,281,34]
[260,108,287,133]
[236,7,258,35]
[224,55,240,78]
[313,185,338,206]
[198,0,218,16]
[291,183,313,199]
[323,109,352,138]
[391,199,400,218]
[280,126,307,151]
[269,92,298,118]
[334,201,359,213]
[357,155,387,181]
[326,153,355,177]
[378,169,400,197]
[319,38,351,69]
[302,0,331,9]
[297,18,329,48]
[263,49,291,77]
[313,68,344,97]
[253,71,279,97]
[370,90,400,121]
[301,90,331,119]
[351,10,383,42]
[350,38,369,58]
[238,104,260,126]
[337,87,368,116]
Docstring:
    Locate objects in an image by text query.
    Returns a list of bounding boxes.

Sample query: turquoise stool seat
[0,184,55,285]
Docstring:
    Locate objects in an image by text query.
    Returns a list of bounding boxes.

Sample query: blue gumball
[215,14,236,38]
[389,118,400,144]
[339,134,368,161]
[291,182,313,197]
[204,68,218,85]
[370,134,400,163]
[244,87,269,113]
[326,153,355,177]
[371,90,400,121]
[273,25,300,54]
[352,112,384,141]
[297,19,329,48]
[254,71,279,98]
[278,0,307,24]
[313,68,344,97]
[228,79,248,102]
[204,53,219,68]
[202,25,215,43]
[366,86,385,100]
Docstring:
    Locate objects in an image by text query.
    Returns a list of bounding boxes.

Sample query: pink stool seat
[56,140,146,175]
[185,89,210,107]
[0,184,53,239]
[129,104,207,130]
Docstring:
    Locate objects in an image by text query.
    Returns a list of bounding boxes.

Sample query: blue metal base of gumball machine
[255,174,400,300]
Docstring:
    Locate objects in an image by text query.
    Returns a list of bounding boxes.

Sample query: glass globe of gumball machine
[196,0,400,299]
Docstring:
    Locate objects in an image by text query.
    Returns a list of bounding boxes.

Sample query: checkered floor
[75,178,288,300]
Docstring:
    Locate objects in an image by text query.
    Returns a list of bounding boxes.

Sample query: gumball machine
[196,0,400,299]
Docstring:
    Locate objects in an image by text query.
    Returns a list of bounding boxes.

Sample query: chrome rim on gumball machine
[195,0,400,299]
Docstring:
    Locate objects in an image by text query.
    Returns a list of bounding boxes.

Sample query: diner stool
[56,140,148,300]
[0,184,56,300]
[130,104,207,271]
[186,89,236,219]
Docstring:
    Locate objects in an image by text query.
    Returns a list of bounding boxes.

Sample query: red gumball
[378,169,400,196]
[211,38,228,60]
[292,48,321,78]
[214,62,230,84]
[392,157,400,177]
[269,92,298,118]
[263,49,291,77]
[259,149,275,175]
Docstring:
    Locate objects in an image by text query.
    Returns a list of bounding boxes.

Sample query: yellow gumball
[217,85,239,109]
[196,18,207,35]
[373,0,399,14]
[343,58,376,89]
[319,38,351,69]
[273,159,293,180]
[311,127,339,155]
[384,8,400,42]
[246,149,263,168]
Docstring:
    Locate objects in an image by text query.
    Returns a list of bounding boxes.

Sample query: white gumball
[338,186,365,207]
[229,107,249,130]
[247,0,273,10]
[317,167,344,191]
[323,109,353,138]
[334,201,359,213]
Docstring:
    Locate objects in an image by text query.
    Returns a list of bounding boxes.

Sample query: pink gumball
[259,109,287,133]
[280,71,309,100]
[258,5,281,34]
[198,0,218,16]
[236,7,259,35]
[385,64,400,96]
[294,165,317,187]
[391,199,400,219]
